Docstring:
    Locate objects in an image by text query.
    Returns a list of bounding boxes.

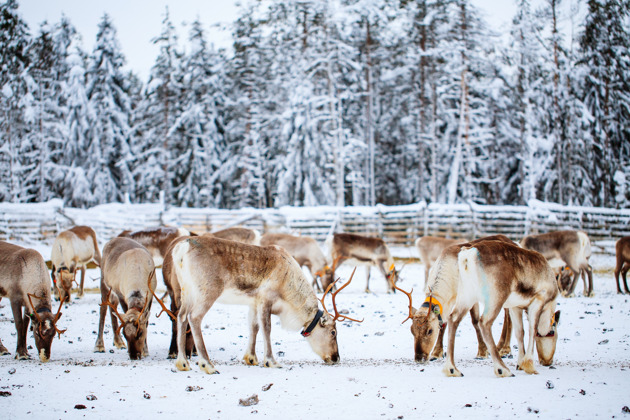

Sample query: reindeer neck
[276,271,320,330]
[424,279,457,318]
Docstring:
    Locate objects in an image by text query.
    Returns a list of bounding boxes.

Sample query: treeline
[0,0,629,209]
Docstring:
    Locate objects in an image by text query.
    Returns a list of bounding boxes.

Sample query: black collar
[36,307,52,314]
[301,309,324,337]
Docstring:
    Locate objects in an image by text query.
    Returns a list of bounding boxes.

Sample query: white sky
[18,0,554,82]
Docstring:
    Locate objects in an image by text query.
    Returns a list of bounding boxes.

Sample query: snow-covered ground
[1,258,629,419]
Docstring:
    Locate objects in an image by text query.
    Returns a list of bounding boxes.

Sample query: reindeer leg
[497,309,512,357]
[365,266,371,294]
[261,302,281,368]
[243,305,259,366]
[478,304,514,378]
[509,308,526,370]
[168,293,178,359]
[77,267,85,298]
[175,306,192,372]
[565,269,580,297]
[94,289,108,353]
[443,307,468,377]
[110,297,126,350]
[615,260,624,294]
[470,304,488,359]
[622,263,630,294]
[12,301,29,360]
[188,302,218,374]
[0,299,8,355]
[429,324,446,361]
[585,264,594,297]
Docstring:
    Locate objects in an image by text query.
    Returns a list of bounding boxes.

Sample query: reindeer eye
[427,329,433,336]
[331,330,336,337]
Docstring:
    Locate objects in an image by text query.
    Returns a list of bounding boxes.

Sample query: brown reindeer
[521,230,593,297]
[51,225,101,301]
[94,237,156,360]
[261,233,332,292]
[169,236,361,374]
[397,235,514,363]
[0,241,66,361]
[415,236,466,287]
[327,233,397,293]
[207,227,261,245]
[118,226,191,267]
[614,236,630,294]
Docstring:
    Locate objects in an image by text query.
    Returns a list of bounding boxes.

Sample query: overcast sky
[18,0,553,82]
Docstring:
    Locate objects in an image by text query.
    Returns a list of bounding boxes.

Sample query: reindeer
[451,241,558,377]
[520,230,593,297]
[0,241,66,362]
[94,237,156,360]
[614,236,630,294]
[327,233,397,293]
[415,236,467,287]
[118,226,191,267]
[51,225,101,301]
[207,227,261,245]
[397,235,513,363]
[169,236,361,374]
[261,233,332,292]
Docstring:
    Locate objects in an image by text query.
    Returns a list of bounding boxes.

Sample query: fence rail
[1,199,629,250]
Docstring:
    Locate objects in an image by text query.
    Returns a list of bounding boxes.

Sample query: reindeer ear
[319,316,328,327]
[554,310,561,325]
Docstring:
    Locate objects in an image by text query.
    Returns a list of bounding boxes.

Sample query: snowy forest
[0,0,629,210]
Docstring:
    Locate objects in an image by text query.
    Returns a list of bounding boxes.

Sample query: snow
[2,259,629,419]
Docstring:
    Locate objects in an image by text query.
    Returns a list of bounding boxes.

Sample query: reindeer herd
[1,223,628,379]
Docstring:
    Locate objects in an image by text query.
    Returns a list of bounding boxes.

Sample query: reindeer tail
[577,231,592,260]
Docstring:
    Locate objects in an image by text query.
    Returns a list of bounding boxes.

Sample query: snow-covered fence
[1,200,629,250]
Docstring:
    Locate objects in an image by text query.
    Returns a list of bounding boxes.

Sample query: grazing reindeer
[397,235,514,363]
[614,236,630,294]
[94,237,156,360]
[327,233,397,293]
[521,230,593,297]
[261,233,332,292]
[170,236,361,374]
[415,236,466,287]
[51,225,101,301]
[207,227,261,245]
[0,241,66,362]
[118,226,191,267]
[452,241,558,377]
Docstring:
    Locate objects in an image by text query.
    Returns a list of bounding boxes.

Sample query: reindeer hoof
[0,347,10,356]
[443,366,463,377]
[167,352,177,360]
[519,359,538,375]
[263,359,281,368]
[175,358,191,371]
[198,360,218,374]
[114,340,126,350]
[494,367,514,377]
[15,352,30,360]
[243,354,258,366]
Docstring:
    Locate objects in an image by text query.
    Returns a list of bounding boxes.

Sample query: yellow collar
[423,295,443,316]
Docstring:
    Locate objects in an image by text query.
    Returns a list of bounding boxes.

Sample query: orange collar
[423,295,443,316]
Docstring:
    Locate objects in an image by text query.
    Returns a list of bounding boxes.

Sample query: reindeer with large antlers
[94,237,156,360]
[0,241,66,362]
[51,225,101,301]
[169,236,361,374]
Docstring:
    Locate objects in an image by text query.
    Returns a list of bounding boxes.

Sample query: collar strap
[36,307,52,314]
[421,296,444,327]
[301,309,324,337]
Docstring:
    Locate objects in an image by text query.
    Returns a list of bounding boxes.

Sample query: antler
[148,270,177,321]
[392,281,414,324]
[320,267,364,323]
[100,288,126,336]
[27,293,43,324]
[53,295,68,337]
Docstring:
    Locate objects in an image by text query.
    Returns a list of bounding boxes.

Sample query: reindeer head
[306,267,363,364]
[535,310,560,366]
[556,266,573,294]
[54,266,76,302]
[394,283,443,363]
[28,294,67,362]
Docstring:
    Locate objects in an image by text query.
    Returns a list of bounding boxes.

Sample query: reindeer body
[261,233,332,292]
[521,230,593,297]
[170,236,341,374]
[94,237,156,360]
[51,225,101,301]
[118,226,190,267]
[415,236,466,287]
[208,227,261,245]
[328,233,396,293]
[450,241,558,377]
[614,236,630,294]
[0,241,65,362]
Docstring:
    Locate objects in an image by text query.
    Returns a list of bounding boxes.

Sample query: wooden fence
[1,199,629,250]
